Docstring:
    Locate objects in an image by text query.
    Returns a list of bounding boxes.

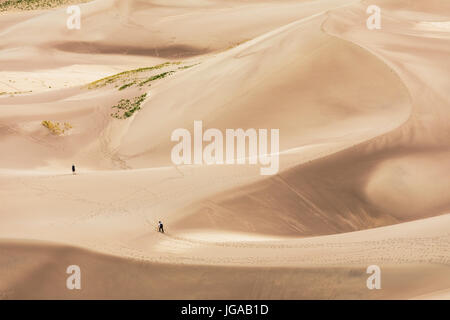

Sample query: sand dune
[0,0,449,299]
[1,214,449,299]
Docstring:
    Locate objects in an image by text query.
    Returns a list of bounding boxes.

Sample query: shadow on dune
[51,42,211,58]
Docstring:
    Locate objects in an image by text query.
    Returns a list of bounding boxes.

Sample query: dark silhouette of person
[158,221,164,233]
[72,164,76,175]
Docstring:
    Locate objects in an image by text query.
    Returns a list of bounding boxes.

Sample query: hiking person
[72,164,76,175]
[158,221,164,233]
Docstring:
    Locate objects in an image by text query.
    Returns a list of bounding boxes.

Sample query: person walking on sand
[72,164,76,175]
[158,221,164,233]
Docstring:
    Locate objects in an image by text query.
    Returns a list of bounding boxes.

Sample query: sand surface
[0,0,449,299]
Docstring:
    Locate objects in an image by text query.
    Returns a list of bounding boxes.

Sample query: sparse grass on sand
[118,82,136,91]
[111,93,147,119]
[0,0,92,12]
[0,90,32,96]
[42,120,72,135]
[178,63,200,70]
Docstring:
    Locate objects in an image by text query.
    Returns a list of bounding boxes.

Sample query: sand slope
[0,0,449,299]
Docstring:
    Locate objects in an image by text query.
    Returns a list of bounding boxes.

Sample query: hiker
[72,164,76,175]
[158,221,164,233]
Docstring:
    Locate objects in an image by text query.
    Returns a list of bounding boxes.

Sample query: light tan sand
[0,0,449,299]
